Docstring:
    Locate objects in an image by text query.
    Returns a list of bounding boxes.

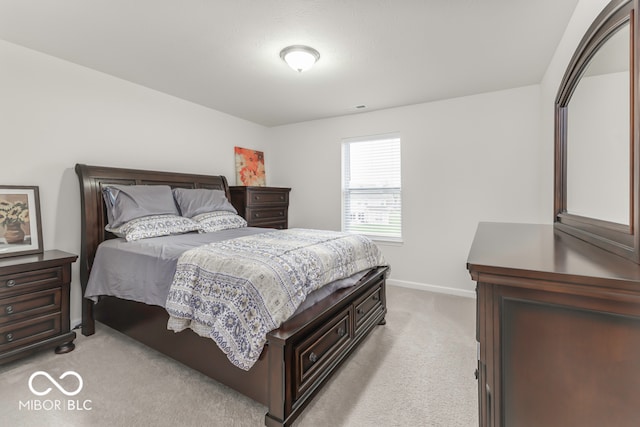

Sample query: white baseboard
[387,279,476,299]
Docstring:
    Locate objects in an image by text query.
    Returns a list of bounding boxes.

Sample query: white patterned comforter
[165,228,387,370]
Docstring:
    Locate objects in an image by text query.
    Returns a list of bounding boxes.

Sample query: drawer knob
[280,196,284,200]
[6,279,16,288]
[279,212,283,216]
[337,327,346,337]
[309,352,318,363]
[5,305,13,314]
[255,196,261,200]
[373,294,379,301]
[255,213,260,218]
[6,333,13,342]
[357,308,364,315]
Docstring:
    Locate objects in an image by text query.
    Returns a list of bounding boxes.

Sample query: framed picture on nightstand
[0,185,43,258]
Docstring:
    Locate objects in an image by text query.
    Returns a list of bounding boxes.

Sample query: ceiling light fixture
[279,45,320,72]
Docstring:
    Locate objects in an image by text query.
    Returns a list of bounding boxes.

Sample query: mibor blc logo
[28,371,83,396]
[19,370,92,411]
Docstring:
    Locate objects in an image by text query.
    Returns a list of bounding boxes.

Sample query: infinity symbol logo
[28,371,83,396]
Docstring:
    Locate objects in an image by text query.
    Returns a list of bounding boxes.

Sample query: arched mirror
[554,0,640,262]
[567,23,629,225]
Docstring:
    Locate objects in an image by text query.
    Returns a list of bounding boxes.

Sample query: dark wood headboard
[74,164,230,301]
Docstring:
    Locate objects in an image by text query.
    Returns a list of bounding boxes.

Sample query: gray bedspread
[165,228,387,370]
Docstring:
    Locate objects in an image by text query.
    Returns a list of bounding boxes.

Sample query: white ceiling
[0,0,579,127]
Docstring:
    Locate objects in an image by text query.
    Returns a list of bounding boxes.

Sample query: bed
[75,163,389,426]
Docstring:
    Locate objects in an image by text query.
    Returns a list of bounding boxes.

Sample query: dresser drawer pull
[6,333,13,342]
[337,327,346,337]
[255,196,261,200]
[309,352,318,363]
[6,279,16,288]
[357,308,364,315]
[5,305,13,314]
[373,294,380,301]
[279,212,284,216]
[255,213,260,218]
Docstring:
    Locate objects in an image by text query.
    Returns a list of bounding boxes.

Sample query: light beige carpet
[0,285,478,426]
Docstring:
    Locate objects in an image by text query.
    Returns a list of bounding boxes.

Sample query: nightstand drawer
[0,267,62,296]
[0,313,61,352]
[0,287,61,324]
[248,189,289,206]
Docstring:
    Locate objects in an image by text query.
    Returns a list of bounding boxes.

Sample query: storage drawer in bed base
[265,266,388,427]
[294,306,353,400]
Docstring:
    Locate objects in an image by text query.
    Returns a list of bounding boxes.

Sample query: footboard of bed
[264,266,388,427]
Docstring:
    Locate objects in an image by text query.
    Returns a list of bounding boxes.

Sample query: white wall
[263,0,613,297]
[0,40,268,327]
[267,85,545,296]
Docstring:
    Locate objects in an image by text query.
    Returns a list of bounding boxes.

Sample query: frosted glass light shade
[280,45,320,72]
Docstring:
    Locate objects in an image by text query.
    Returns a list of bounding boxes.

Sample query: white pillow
[108,214,199,241]
[192,211,248,233]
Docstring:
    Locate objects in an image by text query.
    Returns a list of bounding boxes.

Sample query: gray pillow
[172,188,237,218]
[103,184,179,229]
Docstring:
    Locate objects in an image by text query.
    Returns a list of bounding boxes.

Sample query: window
[342,133,402,242]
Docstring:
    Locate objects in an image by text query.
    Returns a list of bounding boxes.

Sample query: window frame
[341,132,402,243]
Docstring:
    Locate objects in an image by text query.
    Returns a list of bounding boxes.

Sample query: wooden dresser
[467,223,640,427]
[230,186,291,229]
[0,250,77,364]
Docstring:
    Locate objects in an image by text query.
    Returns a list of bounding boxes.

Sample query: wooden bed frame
[75,164,388,426]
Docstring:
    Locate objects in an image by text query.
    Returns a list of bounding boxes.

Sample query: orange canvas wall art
[234,146,266,186]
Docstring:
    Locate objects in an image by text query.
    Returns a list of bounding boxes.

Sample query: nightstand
[0,250,77,365]
[230,186,291,229]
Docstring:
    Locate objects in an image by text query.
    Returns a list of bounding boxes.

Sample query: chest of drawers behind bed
[230,186,291,229]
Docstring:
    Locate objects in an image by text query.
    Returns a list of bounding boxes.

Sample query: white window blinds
[342,133,402,242]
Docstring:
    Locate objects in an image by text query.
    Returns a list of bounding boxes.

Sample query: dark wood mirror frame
[554,0,640,262]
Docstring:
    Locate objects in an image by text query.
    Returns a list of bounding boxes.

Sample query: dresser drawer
[293,307,352,400]
[0,313,61,352]
[0,287,61,324]
[247,189,289,206]
[354,279,384,333]
[247,207,287,222]
[0,267,62,296]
